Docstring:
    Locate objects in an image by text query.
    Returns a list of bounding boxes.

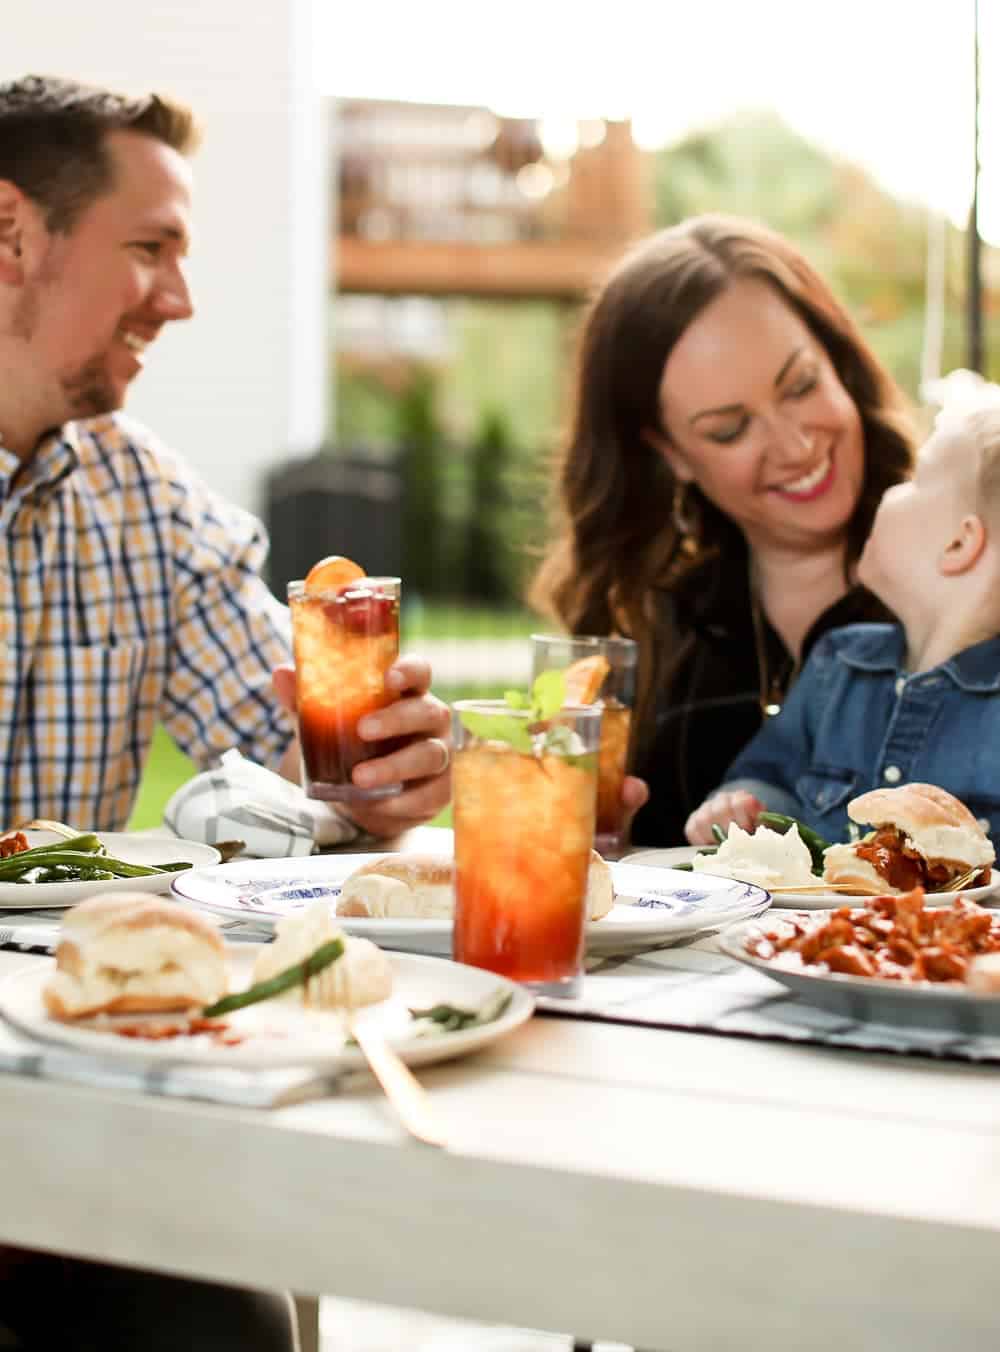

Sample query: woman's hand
[685,790,765,846]
[621,775,649,843]
[272,655,452,838]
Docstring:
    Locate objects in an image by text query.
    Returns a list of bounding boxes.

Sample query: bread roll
[847,783,995,871]
[586,851,615,920]
[339,850,616,922]
[253,900,392,1010]
[44,894,227,1020]
[338,855,453,919]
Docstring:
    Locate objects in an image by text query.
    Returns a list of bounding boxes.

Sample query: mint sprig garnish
[460,670,569,756]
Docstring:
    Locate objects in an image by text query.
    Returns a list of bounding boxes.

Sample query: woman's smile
[769,449,835,501]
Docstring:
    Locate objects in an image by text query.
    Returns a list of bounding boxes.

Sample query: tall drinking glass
[288,576,402,801]
[451,699,601,997]
[531,634,638,858]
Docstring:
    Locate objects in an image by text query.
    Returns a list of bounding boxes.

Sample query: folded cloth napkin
[164,749,364,857]
[0,1016,338,1107]
[0,909,272,954]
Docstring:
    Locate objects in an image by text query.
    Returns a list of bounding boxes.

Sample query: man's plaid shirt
[0,414,295,830]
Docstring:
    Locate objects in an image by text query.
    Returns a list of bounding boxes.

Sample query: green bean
[201,938,345,1018]
[37,864,112,883]
[672,843,720,872]
[409,990,513,1032]
[0,834,103,874]
[711,823,727,846]
[0,850,164,882]
[757,812,831,872]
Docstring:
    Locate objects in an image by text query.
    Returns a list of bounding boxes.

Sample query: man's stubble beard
[10,276,121,422]
[61,357,120,419]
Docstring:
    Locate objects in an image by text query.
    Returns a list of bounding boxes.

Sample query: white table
[2,944,1000,1352]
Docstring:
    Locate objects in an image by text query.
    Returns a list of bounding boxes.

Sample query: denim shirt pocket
[795,767,858,839]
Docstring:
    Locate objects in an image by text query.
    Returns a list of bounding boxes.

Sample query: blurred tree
[462,406,516,604]
[395,366,447,598]
[653,109,841,243]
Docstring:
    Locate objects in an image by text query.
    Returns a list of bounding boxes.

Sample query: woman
[530,214,915,846]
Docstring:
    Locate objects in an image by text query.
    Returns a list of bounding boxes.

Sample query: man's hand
[272,655,451,838]
[685,790,765,846]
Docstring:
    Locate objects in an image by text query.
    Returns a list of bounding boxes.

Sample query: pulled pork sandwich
[822,783,995,895]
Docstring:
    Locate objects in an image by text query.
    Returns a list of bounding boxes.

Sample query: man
[0,73,451,840]
[0,73,451,1350]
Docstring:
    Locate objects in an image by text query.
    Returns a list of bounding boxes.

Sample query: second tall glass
[531,634,638,858]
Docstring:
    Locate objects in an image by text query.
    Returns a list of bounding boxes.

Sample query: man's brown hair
[0,74,199,231]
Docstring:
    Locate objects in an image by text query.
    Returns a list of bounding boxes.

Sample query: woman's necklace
[749,589,796,718]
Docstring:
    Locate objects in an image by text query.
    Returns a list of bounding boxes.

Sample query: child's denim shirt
[723,623,1000,848]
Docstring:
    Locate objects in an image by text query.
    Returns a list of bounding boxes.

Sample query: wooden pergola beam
[334,237,631,301]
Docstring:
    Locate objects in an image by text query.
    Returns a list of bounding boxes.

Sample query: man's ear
[0,181,28,285]
[643,425,696,484]
[940,514,987,575]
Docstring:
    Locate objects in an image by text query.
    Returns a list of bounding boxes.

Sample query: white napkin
[0,1016,337,1107]
[164,750,362,857]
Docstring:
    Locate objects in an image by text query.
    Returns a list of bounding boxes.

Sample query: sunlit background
[322,0,997,243]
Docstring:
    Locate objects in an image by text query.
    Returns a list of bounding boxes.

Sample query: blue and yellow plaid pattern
[0,415,294,830]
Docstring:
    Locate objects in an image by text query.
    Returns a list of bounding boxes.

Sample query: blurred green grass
[401,603,536,641]
[127,677,510,832]
[128,599,526,830]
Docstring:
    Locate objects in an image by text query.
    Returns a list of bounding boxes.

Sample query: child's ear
[940,514,987,575]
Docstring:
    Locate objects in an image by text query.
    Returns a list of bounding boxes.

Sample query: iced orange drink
[452,689,600,996]
[531,635,638,858]
[288,556,402,801]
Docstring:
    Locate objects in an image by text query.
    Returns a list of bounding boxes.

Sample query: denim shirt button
[883,765,902,783]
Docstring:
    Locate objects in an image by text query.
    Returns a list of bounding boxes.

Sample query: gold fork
[348,1013,449,1149]
[767,881,872,895]
[939,867,981,893]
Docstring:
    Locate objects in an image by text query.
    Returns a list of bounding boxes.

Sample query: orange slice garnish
[304,555,366,594]
[563,654,611,704]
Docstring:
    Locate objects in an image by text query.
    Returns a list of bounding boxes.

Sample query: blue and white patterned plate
[171,855,770,956]
[627,848,1000,910]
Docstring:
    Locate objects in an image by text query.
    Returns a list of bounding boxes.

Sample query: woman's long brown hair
[529,214,916,754]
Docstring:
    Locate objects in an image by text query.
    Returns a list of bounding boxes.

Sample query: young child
[685,403,1000,848]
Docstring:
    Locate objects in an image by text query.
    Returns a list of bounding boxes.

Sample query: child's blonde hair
[966,407,1000,520]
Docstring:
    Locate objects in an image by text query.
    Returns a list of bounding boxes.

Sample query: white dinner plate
[0,832,222,909]
[625,847,1000,911]
[719,916,1000,1036]
[171,854,771,955]
[0,947,533,1070]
